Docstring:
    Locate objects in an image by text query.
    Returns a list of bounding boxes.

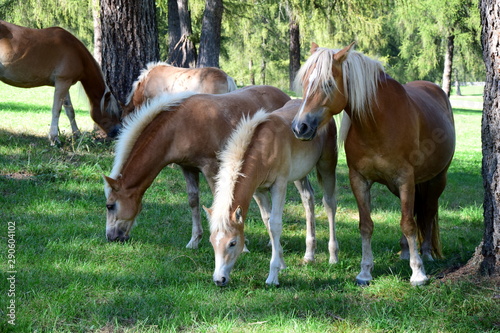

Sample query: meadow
[0,82,498,332]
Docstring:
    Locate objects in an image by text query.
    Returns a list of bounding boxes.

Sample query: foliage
[0,0,485,89]
[0,0,95,49]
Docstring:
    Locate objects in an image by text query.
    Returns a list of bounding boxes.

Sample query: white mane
[294,46,384,122]
[209,110,270,233]
[125,61,172,105]
[108,91,196,183]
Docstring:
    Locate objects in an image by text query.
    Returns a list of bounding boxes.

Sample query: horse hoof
[356,278,370,286]
[410,278,429,286]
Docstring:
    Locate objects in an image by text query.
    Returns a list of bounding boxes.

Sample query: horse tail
[414,185,444,259]
[211,109,270,233]
[430,214,443,259]
[226,75,237,92]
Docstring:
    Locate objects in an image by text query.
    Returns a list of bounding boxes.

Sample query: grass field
[0,82,498,332]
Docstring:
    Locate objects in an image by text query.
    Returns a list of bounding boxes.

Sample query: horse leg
[62,93,81,138]
[265,179,287,286]
[252,189,272,253]
[293,177,316,263]
[181,166,203,249]
[317,163,338,264]
[350,170,374,285]
[398,180,428,286]
[49,82,72,145]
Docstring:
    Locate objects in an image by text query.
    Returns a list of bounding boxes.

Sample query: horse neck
[116,117,177,197]
[79,57,107,109]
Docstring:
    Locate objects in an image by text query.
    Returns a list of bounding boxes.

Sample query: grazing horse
[291,43,455,286]
[122,62,237,118]
[104,85,290,247]
[0,20,122,144]
[205,99,338,286]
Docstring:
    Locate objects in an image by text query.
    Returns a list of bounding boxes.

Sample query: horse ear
[334,41,356,63]
[310,42,319,54]
[234,206,243,224]
[103,175,120,192]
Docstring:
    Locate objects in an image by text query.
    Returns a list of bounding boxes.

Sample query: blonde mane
[294,46,384,122]
[109,92,196,182]
[209,110,270,233]
[125,61,172,105]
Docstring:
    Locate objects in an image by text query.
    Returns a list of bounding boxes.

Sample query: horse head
[99,86,123,138]
[205,206,246,287]
[103,175,141,242]
[291,42,355,141]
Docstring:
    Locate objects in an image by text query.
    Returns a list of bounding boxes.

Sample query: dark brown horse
[0,20,121,144]
[291,43,455,286]
[122,62,237,118]
[104,86,290,247]
[206,99,338,286]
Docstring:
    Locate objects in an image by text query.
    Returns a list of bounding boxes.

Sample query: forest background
[0,0,485,95]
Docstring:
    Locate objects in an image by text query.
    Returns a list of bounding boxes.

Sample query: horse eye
[229,240,237,248]
[106,204,115,211]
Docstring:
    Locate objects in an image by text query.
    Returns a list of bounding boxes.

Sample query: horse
[104,85,291,248]
[0,20,122,145]
[122,62,237,118]
[291,42,455,286]
[205,99,338,286]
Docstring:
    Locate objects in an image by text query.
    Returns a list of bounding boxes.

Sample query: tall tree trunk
[167,0,197,67]
[92,0,102,66]
[288,12,300,91]
[442,34,454,97]
[197,0,223,68]
[477,0,500,277]
[100,0,159,103]
[249,59,255,85]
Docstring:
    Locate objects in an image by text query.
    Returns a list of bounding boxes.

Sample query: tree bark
[197,0,223,68]
[478,0,500,277]
[92,0,102,66]
[167,0,197,67]
[100,0,159,103]
[289,17,300,91]
[442,34,454,97]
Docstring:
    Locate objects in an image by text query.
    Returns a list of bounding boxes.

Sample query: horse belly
[288,146,322,181]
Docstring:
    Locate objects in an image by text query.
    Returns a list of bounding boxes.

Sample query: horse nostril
[299,123,309,135]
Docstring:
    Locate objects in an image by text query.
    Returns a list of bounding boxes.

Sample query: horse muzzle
[106,228,130,242]
[291,115,318,141]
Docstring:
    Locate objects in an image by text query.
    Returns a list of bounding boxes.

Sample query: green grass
[1,82,498,332]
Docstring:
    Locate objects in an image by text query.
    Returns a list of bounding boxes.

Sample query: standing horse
[0,20,121,145]
[291,43,455,286]
[122,62,237,118]
[104,86,290,248]
[205,99,338,286]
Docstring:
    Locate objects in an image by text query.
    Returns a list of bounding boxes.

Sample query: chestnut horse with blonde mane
[122,62,237,117]
[104,86,290,247]
[0,20,122,145]
[291,43,455,286]
[205,99,338,286]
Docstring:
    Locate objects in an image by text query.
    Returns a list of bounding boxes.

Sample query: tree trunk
[289,13,300,91]
[249,59,255,85]
[442,34,454,97]
[100,0,159,104]
[167,0,197,68]
[477,0,500,277]
[92,0,102,66]
[197,0,223,68]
